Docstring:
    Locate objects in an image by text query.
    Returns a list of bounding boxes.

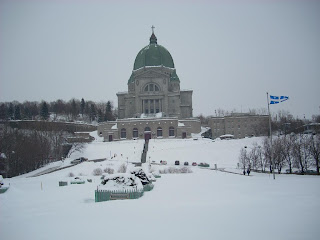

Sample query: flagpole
[267,92,275,180]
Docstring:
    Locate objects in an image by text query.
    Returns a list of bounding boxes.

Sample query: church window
[121,128,126,139]
[145,127,151,132]
[150,100,154,113]
[144,83,160,92]
[169,126,175,136]
[157,127,163,137]
[144,100,149,114]
[155,99,160,113]
[133,128,138,138]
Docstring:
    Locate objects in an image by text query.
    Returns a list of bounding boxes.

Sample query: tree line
[239,133,320,175]
[0,123,73,177]
[0,98,116,123]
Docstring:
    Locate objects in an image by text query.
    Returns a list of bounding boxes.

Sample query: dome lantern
[149,25,157,44]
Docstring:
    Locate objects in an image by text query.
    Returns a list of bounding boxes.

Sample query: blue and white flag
[270,95,289,104]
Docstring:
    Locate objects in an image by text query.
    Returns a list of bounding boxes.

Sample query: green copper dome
[133,33,175,70]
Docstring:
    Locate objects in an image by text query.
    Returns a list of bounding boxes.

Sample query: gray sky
[1,0,319,119]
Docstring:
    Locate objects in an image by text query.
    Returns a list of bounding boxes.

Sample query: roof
[133,32,175,70]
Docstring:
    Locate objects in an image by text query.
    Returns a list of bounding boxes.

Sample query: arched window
[121,128,126,139]
[144,83,160,92]
[145,127,151,132]
[169,126,175,137]
[157,127,163,137]
[133,128,138,138]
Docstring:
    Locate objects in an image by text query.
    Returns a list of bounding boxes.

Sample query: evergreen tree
[23,105,32,120]
[40,101,49,120]
[80,98,85,117]
[105,101,115,121]
[97,109,103,122]
[71,99,78,120]
[14,105,21,120]
[0,104,7,120]
[8,103,14,119]
[89,104,96,122]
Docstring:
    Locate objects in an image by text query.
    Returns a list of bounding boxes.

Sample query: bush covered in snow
[68,172,75,177]
[117,163,127,173]
[104,167,114,174]
[130,168,150,185]
[93,168,103,176]
[100,173,143,191]
[159,167,192,174]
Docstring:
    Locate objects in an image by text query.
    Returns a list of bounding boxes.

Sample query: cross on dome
[149,25,157,44]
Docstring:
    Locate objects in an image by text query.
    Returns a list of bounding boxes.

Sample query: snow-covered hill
[0,134,319,240]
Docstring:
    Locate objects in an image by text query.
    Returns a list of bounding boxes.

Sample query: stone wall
[210,114,269,139]
[4,120,97,133]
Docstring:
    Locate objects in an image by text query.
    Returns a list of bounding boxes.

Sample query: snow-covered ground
[1,134,319,240]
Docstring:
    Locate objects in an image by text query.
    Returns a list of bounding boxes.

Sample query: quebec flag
[270,95,289,104]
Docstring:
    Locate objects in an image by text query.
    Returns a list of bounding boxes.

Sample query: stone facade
[117,66,193,119]
[209,113,269,139]
[98,31,200,142]
[98,117,201,141]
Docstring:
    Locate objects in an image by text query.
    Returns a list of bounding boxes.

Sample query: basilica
[98,29,201,141]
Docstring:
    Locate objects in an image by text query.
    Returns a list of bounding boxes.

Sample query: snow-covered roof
[178,122,185,127]
[220,134,234,139]
[140,112,163,118]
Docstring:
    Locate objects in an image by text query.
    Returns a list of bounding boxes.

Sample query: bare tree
[282,135,295,173]
[67,142,85,158]
[239,148,249,174]
[262,137,272,172]
[308,134,320,174]
[273,137,286,173]
[247,143,261,171]
[292,134,311,173]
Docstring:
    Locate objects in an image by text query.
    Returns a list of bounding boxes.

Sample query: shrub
[93,168,103,176]
[117,163,127,173]
[104,167,114,174]
[159,167,192,174]
[180,167,192,173]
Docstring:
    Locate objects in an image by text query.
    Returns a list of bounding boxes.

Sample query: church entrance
[108,135,113,142]
[144,127,152,141]
[182,132,187,139]
[144,132,151,141]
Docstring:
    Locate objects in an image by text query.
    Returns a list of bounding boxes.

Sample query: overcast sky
[1,0,319,119]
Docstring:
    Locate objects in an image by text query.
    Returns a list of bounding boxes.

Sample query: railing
[59,181,68,186]
[143,183,154,192]
[95,189,144,202]
[95,183,155,202]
